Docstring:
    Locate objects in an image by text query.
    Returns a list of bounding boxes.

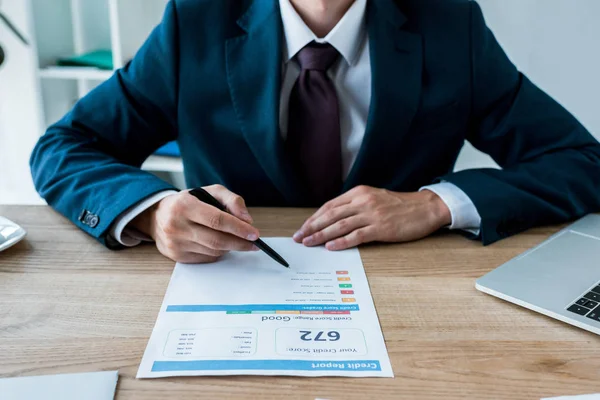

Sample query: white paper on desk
[0,370,118,400]
[543,395,600,400]
[137,238,393,378]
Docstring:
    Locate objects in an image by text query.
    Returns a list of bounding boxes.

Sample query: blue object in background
[154,141,180,157]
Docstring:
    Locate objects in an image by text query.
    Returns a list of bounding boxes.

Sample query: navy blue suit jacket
[30,0,600,248]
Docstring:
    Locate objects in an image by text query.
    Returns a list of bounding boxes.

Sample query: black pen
[189,188,290,268]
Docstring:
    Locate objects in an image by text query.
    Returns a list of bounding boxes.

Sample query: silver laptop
[476,214,600,336]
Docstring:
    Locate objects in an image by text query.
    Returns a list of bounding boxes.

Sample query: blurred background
[0,0,599,204]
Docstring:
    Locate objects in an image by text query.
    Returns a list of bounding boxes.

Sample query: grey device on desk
[0,216,26,252]
[476,214,600,336]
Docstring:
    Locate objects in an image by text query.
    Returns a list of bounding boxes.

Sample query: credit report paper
[137,238,393,378]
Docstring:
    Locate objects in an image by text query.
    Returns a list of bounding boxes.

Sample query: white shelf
[142,155,184,173]
[31,0,182,185]
[38,66,114,80]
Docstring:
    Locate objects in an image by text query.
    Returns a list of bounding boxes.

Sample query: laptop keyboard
[568,285,600,321]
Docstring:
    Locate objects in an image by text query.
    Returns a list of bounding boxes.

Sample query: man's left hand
[293,186,452,251]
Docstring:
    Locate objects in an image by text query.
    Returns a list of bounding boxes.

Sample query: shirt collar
[278,0,367,66]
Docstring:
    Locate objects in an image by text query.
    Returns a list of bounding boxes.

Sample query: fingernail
[326,242,337,251]
[293,231,304,241]
[247,233,258,241]
[303,236,315,246]
[252,245,260,251]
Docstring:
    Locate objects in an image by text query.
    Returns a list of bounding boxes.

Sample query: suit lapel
[226,0,308,205]
[344,0,423,191]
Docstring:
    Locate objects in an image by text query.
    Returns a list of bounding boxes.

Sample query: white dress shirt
[110,0,481,246]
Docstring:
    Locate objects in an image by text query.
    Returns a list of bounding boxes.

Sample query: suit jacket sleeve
[29,0,180,248]
[442,1,600,245]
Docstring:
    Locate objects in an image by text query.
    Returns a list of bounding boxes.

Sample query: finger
[294,194,354,242]
[176,252,221,265]
[185,198,260,241]
[190,224,259,252]
[299,204,359,241]
[184,240,258,255]
[299,185,371,231]
[204,185,253,224]
[303,215,367,247]
[157,237,222,263]
[325,226,377,251]
[181,240,229,258]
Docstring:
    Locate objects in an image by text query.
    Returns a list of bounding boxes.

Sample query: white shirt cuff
[420,182,481,235]
[109,190,178,247]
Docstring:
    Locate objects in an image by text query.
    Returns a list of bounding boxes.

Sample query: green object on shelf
[57,49,113,70]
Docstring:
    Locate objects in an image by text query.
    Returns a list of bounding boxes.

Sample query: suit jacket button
[86,214,100,228]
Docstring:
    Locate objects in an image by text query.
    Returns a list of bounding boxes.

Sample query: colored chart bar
[341,290,354,295]
[342,298,356,303]
[337,277,351,281]
[336,271,349,275]
[226,311,252,314]
[300,311,323,315]
[323,311,351,315]
[276,310,300,315]
[251,311,276,314]
[339,284,352,288]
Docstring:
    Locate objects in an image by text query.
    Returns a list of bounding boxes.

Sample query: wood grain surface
[1,205,599,399]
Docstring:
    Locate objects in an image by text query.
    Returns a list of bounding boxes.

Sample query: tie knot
[295,42,340,71]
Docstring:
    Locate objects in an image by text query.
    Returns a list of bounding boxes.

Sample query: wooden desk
[1,205,598,399]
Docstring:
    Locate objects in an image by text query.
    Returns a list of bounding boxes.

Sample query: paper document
[0,370,118,400]
[137,238,393,378]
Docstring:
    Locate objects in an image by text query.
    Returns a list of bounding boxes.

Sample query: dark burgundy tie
[287,42,342,205]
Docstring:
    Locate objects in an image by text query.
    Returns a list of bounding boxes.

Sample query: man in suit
[30,0,600,264]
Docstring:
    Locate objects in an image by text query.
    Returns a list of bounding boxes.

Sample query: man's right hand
[130,185,260,264]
